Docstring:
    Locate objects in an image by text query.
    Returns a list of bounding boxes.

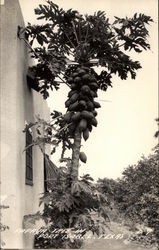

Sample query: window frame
[25,128,33,186]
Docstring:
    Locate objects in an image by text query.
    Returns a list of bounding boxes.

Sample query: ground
[83,222,158,250]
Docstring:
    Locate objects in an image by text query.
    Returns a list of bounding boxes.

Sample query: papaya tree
[18,1,153,182]
[18,1,153,247]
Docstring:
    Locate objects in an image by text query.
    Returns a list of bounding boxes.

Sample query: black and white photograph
[0,0,158,249]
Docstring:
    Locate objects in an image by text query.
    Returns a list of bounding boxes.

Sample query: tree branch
[18,36,39,58]
[118,42,126,48]
[78,21,82,43]
[71,21,79,45]
[57,75,70,87]
[84,24,89,43]
[64,31,77,50]
[56,122,72,135]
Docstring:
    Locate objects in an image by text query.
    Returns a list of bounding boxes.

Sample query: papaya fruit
[81,66,89,71]
[65,99,71,108]
[68,101,79,111]
[93,101,101,108]
[76,80,84,87]
[71,83,77,90]
[68,90,77,98]
[92,110,97,117]
[79,94,90,102]
[81,110,94,120]
[78,119,87,131]
[89,82,98,90]
[74,76,81,83]
[83,128,89,141]
[86,101,94,111]
[72,112,81,121]
[76,67,80,72]
[90,90,98,98]
[89,75,97,82]
[78,69,86,76]
[64,112,72,123]
[72,72,79,78]
[69,123,76,135]
[78,100,87,110]
[79,151,87,163]
[81,85,91,94]
[91,117,98,127]
[70,93,79,103]
[87,123,92,132]
[78,81,83,87]
[82,74,90,82]
[67,77,74,84]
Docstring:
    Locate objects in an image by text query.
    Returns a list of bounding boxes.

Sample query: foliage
[129,227,157,248]
[33,172,110,248]
[118,154,158,217]
[97,120,159,247]
[97,178,119,199]
[23,113,73,158]
[23,119,110,248]
[21,1,153,100]
[0,205,9,247]
[97,148,159,246]
[154,118,159,138]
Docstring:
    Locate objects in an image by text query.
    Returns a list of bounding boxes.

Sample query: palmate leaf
[35,2,63,22]
[113,13,153,53]
[98,42,142,81]
[25,23,51,45]
[76,213,91,230]
[68,213,81,228]
[80,174,94,183]
[96,70,112,90]
[71,180,92,196]
[97,205,110,222]
[74,211,109,234]
[55,200,67,212]
[94,190,109,205]
[55,192,80,213]
[69,212,85,228]
[23,211,43,225]
[39,193,51,206]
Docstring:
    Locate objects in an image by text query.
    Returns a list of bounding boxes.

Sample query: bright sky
[20,0,158,180]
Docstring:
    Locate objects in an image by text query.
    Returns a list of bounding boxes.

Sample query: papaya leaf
[39,193,51,206]
[71,181,92,196]
[23,211,43,225]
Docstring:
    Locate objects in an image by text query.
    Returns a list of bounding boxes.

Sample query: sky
[19,0,158,180]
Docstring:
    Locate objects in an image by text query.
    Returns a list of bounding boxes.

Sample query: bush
[97,147,159,247]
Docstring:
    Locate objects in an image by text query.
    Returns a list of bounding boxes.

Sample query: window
[25,129,33,185]
[44,157,47,192]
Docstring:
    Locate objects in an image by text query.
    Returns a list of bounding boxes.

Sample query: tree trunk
[71,128,82,181]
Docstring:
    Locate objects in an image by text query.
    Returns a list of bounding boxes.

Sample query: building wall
[0,0,50,248]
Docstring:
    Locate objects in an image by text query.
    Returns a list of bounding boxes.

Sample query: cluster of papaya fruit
[64,66,101,141]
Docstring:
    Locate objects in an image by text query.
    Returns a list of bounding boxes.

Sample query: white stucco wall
[0,0,50,248]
